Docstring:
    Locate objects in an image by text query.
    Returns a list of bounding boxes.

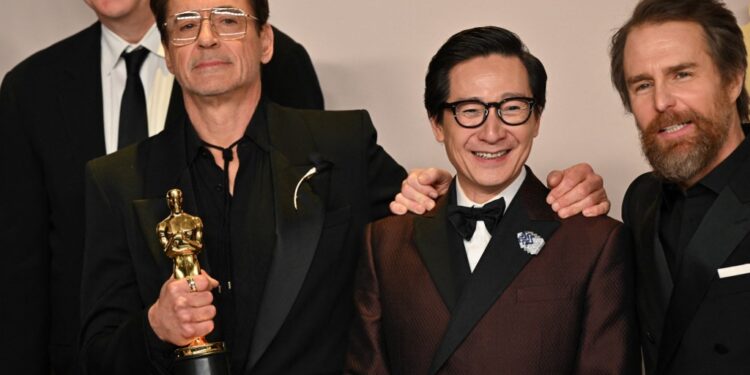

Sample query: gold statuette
[157,189,229,375]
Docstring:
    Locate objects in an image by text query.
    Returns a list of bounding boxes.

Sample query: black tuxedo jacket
[0,22,185,375]
[79,103,405,375]
[1,21,323,375]
[347,170,639,374]
[623,148,750,374]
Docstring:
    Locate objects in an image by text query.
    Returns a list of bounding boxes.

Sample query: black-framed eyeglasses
[164,7,258,46]
[441,97,536,128]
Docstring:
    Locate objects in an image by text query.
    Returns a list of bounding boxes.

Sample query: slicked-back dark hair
[425,26,547,123]
[151,0,269,45]
[610,0,748,121]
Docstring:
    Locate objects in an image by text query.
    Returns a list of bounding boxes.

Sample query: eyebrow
[450,92,531,102]
[626,62,698,85]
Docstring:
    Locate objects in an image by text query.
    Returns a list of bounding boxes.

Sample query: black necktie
[447,198,506,241]
[118,47,149,149]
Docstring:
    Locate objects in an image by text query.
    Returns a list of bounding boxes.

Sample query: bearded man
[611,0,750,374]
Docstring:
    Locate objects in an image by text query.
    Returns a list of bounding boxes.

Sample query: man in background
[0,1,323,374]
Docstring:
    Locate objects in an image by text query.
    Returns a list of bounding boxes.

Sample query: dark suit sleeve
[345,223,391,375]
[575,223,640,374]
[79,163,172,375]
[359,110,407,221]
[0,69,51,375]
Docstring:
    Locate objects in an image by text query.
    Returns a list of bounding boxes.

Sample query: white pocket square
[717,263,750,279]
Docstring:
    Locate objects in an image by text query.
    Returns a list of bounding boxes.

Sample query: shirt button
[215,184,224,192]
[645,331,655,343]
[714,344,729,354]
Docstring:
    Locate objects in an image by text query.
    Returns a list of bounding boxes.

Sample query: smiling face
[624,21,744,187]
[163,0,273,99]
[431,54,539,203]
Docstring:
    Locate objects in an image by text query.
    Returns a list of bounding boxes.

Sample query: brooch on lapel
[517,231,545,255]
[293,153,332,210]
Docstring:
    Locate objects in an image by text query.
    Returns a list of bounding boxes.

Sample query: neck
[98,9,155,44]
[184,86,261,147]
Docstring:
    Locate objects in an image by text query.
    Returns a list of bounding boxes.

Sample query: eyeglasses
[441,97,536,128]
[164,7,257,46]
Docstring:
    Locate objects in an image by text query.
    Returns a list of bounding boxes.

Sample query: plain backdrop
[2,1,749,220]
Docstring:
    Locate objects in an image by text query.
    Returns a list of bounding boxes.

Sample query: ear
[162,43,174,74]
[259,23,274,65]
[430,116,445,143]
[727,70,745,103]
[531,113,541,138]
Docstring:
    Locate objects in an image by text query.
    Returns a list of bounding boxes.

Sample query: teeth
[661,122,690,133]
[474,150,508,159]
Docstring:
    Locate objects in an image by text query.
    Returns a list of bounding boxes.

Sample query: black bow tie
[447,198,506,241]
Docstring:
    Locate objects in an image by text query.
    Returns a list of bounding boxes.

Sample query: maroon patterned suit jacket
[346,170,640,374]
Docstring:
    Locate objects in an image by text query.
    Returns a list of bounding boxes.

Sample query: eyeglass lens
[170,8,248,45]
[454,99,533,127]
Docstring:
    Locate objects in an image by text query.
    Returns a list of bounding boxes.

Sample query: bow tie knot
[447,198,506,241]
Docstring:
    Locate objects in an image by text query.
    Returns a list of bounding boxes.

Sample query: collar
[184,97,271,164]
[100,23,163,74]
[455,167,526,211]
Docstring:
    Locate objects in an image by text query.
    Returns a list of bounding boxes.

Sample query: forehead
[167,0,251,14]
[447,54,530,99]
[623,21,713,77]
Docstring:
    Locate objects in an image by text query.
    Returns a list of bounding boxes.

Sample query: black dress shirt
[185,99,275,373]
[659,134,750,278]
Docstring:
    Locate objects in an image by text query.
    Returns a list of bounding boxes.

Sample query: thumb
[546,170,563,190]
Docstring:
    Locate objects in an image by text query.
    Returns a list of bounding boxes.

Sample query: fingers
[389,168,452,215]
[556,189,610,219]
[148,273,219,345]
[546,169,563,191]
[545,163,610,219]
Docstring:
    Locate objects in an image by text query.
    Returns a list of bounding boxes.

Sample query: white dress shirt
[100,23,174,154]
[456,167,526,272]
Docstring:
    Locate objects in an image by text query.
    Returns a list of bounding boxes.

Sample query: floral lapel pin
[517,231,545,255]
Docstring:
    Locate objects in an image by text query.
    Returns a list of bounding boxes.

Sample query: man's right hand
[147,271,219,346]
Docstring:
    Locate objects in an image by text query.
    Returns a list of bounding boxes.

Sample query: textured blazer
[346,170,640,375]
[80,102,406,375]
[623,139,750,375]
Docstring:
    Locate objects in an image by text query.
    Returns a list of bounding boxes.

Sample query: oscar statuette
[157,189,229,375]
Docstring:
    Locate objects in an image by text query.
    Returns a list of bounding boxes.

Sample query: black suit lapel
[247,103,328,371]
[131,114,198,276]
[58,22,106,160]
[428,170,560,375]
[414,193,469,312]
[658,183,750,371]
[634,191,673,351]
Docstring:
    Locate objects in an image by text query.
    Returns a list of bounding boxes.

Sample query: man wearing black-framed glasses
[346,26,639,374]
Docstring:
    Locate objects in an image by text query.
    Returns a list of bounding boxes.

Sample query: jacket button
[645,331,655,343]
[714,344,729,354]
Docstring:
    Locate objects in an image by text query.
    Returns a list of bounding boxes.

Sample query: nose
[196,18,218,48]
[653,81,676,113]
[477,110,507,143]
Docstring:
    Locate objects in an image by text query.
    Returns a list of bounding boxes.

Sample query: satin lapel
[428,170,560,375]
[414,197,461,311]
[131,116,197,274]
[58,23,106,159]
[635,191,673,346]
[658,186,750,371]
[247,104,325,370]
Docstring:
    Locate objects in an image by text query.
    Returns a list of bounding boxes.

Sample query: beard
[638,101,733,184]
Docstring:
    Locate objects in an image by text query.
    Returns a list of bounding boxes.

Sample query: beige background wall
[3,1,749,220]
